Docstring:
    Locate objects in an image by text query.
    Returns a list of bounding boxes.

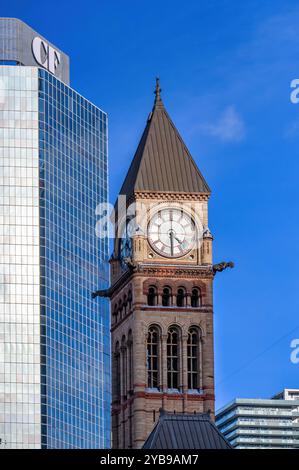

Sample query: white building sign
[32,36,61,75]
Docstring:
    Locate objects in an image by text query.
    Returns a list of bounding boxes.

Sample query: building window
[162,287,171,306]
[114,342,121,400]
[128,330,133,393]
[123,295,127,316]
[128,290,132,311]
[191,288,201,308]
[187,328,200,390]
[167,326,180,389]
[176,288,186,307]
[113,306,118,324]
[147,286,157,306]
[147,326,159,388]
[121,336,127,397]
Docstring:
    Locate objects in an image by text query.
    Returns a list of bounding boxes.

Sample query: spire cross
[154,77,162,101]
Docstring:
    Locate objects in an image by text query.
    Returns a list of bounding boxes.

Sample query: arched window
[114,342,121,399]
[176,288,186,307]
[113,342,121,448]
[128,330,133,393]
[123,295,127,316]
[113,306,118,325]
[167,326,180,389]
[118,301,122,320]
[121,336,127,397]
[162,287,171,307]
[187,327,200,390]
[147,326,159,389]
[147,286,157,306]
[191,288,201,308]
[128,290,132,311]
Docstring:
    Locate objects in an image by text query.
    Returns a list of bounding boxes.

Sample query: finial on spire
[154,77,162,102]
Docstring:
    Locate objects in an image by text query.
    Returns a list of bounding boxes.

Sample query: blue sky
[3,0,299,409]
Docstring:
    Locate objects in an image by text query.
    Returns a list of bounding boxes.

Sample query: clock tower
[94,79,228,449]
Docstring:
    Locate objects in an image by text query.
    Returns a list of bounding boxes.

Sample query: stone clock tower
[93,79,232,449]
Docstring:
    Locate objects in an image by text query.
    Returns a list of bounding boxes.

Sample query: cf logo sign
[32,37,61,75]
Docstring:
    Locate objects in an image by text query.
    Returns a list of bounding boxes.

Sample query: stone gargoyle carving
[91,288,111,299]
[122,257,137,270]
[213,261,234,274]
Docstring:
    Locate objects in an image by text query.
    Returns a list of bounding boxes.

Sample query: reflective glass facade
[0,66,41,449]
[0,65,110,448]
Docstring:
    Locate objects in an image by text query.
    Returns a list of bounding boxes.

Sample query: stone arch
[187,325,202,391]
[176,286,187,307]
[147,324,161,390]
[147,285,158,306]
[161,285,172,306]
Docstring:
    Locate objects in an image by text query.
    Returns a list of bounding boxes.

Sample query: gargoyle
[91,288,111,299]
[123,257,137,270]
[213,261,234,274]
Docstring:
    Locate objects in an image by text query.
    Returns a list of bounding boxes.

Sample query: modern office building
[216,389,299,449]
[0,18,110,448]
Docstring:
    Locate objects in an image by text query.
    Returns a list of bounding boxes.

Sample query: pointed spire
[154,77,162,103]
[118,78,211,197]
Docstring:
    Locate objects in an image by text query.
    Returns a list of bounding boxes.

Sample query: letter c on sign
[32,37,48,68]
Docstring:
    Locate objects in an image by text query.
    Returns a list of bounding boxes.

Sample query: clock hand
[174,235,183,244]
[169,230,174,256]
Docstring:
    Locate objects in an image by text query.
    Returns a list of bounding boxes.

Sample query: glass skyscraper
[0,19,110,448]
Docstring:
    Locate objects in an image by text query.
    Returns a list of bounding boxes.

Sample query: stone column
[201,315,215,418]
[156,289,161,306]
[132,329,147,447]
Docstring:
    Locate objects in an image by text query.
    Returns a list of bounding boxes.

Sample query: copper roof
[143,412,232,449]
[119,79,211,197]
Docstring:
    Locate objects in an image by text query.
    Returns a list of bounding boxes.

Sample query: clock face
[148,208,196,258]
[119,222,133,267]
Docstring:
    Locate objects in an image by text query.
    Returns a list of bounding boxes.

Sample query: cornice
[140,306,213,314]
[134,191,210,201]
[107,264,213,299]
[136,263,214,279]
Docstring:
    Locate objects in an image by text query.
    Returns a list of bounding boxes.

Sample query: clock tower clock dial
[148,208,196,258]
